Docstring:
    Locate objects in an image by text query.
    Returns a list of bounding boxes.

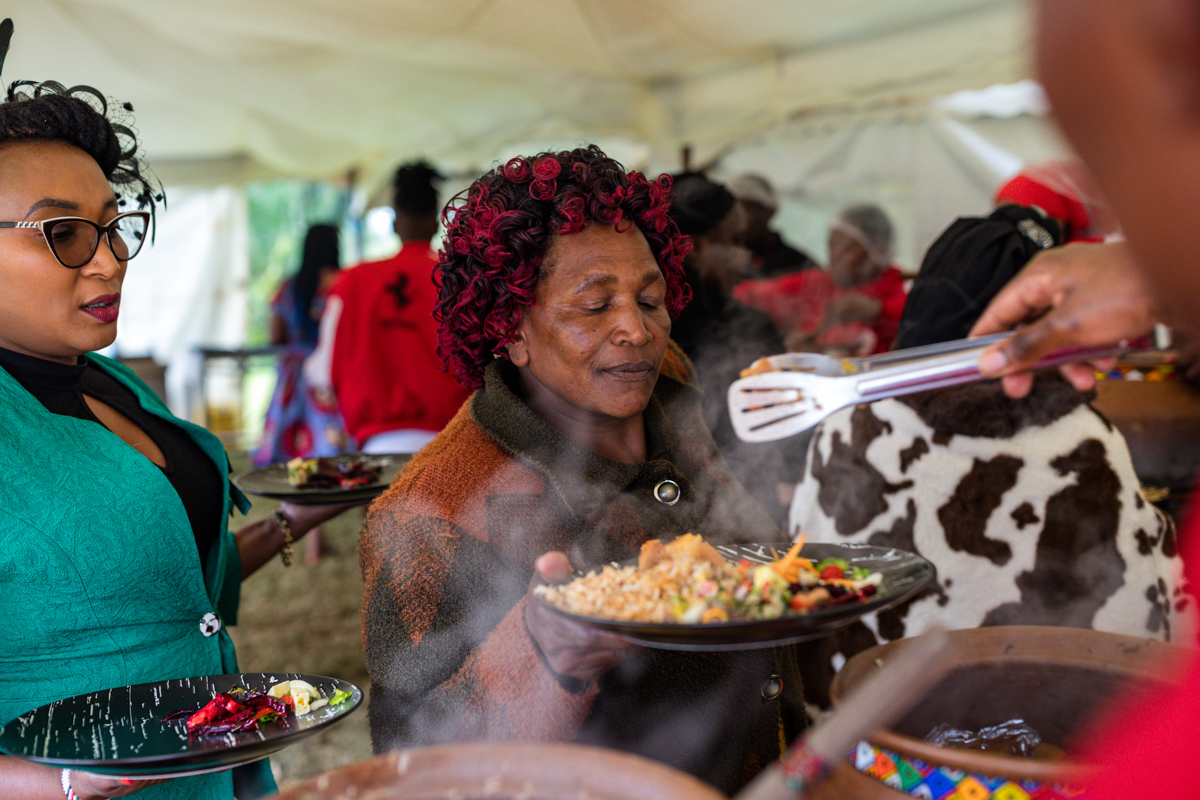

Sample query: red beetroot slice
[184,697,228,732]
[191,708,258,735]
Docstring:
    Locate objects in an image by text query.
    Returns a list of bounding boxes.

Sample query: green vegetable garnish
[329,689,353,706]
[816,557,849,572]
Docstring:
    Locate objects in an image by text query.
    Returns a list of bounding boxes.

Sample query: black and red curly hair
[434,145,692,391]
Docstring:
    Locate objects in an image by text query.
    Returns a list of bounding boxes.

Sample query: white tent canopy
[1,1,1072,417]
[6,0,1038,188]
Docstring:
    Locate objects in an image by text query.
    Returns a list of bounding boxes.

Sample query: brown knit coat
[359,343,807,795]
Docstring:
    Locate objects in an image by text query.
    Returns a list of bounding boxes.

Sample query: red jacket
[329,245,469,444]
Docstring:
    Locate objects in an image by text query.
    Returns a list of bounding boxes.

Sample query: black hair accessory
[0,19,13,81]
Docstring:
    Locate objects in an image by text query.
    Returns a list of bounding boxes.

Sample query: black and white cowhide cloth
[787,372,1196,706]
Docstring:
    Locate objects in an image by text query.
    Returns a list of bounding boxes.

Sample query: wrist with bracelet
[60,769,78,800]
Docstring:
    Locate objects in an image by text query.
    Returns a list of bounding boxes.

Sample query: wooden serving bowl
[822,625,1184,797]
[268,741,729,800]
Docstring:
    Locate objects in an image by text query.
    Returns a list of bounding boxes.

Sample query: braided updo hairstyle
[434,145,692,390]
[0,80,162,221]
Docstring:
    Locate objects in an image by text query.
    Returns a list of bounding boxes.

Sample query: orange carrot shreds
[770,535,810,583]
[786,536,806,560]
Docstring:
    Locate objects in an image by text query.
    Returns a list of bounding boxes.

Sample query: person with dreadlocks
[0,24,354,800]
[359,146,806,796]
[305,160,469,454]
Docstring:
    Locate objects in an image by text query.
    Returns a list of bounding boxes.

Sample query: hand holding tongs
[728,333,1148,443]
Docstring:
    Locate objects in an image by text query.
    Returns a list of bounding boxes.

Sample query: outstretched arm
[235,501,359,579]
[0,757,161,800]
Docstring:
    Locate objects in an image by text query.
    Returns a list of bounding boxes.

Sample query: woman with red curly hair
[359,145,805,794]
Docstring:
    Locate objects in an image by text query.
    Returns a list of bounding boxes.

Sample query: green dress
[0,354,274,799]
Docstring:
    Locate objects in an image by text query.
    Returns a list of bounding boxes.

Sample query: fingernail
[978,350,1008,375]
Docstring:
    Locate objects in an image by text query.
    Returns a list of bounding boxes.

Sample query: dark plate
[231,453,410,505]
[535,542,935,651]
[0,673,362,779]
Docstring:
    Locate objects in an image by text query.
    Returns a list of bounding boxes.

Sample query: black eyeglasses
[0,211,151,268]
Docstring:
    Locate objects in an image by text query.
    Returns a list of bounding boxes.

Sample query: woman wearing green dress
[0,76,351,800]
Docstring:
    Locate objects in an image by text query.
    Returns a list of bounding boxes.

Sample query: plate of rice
[533,534,935,650]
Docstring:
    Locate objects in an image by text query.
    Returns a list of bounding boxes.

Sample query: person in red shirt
[733,203,907,356]
[306,162,469,453]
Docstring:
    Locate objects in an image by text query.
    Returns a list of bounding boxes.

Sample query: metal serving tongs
[745,331,1015,377]
[728,333,1149,443]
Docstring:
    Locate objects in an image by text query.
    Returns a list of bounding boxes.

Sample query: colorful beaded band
[848,739,1087,800]
[780,739,832,792]
[60,768,78,800]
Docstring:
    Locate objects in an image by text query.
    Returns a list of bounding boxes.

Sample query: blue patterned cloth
[253,277,345,467]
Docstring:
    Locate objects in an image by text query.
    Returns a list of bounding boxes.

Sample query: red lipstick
[81,293,120,324]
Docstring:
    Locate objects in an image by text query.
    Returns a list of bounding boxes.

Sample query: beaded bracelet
[780,740,832,793]
[60,768,77,800]
[273,509,294,567]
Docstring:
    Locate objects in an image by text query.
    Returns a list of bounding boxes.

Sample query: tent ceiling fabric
[4,0,1033,189]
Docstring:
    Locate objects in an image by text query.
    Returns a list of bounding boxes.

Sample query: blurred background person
[306,161,469,454]
[726,172,817,278]
[252,223,345,468]
[255,223,347,564]
[667,171,803,522]
[734,202,907,356]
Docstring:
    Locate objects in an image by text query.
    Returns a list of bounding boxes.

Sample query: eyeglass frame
[0,210,152,268]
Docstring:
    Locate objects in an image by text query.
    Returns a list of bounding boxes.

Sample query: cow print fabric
[788,373,1195,706]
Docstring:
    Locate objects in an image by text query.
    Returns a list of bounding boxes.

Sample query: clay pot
[267,741,729,800]
[819,625,1184,798]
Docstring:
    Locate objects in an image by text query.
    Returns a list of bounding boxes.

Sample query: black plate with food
[232,453,409,504]
[0,673,362,779]
[535,541,935,651]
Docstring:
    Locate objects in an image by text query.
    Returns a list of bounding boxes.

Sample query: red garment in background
[329,245,470,445]
[732,266,907,354]
[1073,499,1200,798]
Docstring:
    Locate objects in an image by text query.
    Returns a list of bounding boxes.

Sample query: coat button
[654,479,681,506]
[199,612,222,637]
[762,674,783,701]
